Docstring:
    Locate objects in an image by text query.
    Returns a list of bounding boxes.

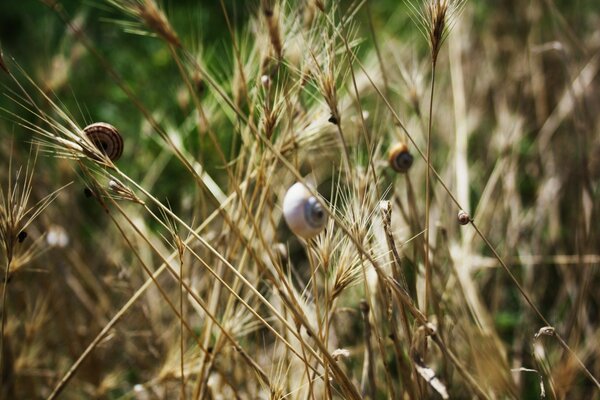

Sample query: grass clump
[0,0,599,398]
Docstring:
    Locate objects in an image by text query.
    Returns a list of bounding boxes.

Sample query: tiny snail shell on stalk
[260,74,271,88]
[83,122,123,161]
[457,210,471,225]
[46,225,69,248]
[83,187,94,198]
[388,142,414,173]
[283,182,328,239]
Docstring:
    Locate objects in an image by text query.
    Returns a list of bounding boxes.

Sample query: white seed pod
[46,225,69,248]
[83,122,123,161]
[283,182,327,239]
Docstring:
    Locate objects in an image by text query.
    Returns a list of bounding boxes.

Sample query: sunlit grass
[0,0,599,398]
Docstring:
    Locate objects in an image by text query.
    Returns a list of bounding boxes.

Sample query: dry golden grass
[0,0,599,398]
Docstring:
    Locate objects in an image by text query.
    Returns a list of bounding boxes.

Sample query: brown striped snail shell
[457,210,471,225]
[83,122,123,161]
[388,142,413,173]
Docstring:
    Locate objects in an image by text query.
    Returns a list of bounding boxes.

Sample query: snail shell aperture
[283,182,328,239]
[83,122,123,161]
[388,142,413,173]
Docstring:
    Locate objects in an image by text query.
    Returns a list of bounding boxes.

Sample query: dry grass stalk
[1,0,599,397]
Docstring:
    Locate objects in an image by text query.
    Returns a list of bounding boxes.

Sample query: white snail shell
[83,122,123,161]
[283,182,328,239]
[260,74,271,87]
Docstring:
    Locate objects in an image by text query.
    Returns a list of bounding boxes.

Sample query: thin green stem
[425,61,437,323]
[179,251,185,399]
[0,257,10,390]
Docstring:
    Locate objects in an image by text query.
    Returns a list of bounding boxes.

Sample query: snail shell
[17,231,27,243]
[283,182,328,239]
[388,142,413,173]
[457,210,471,225]
[83,122,123,161]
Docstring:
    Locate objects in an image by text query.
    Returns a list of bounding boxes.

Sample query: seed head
[408,0,466,65]
[137,0,180,47]
[109,0,180,47]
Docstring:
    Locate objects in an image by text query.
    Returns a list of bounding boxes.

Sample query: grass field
[1,0,599,398]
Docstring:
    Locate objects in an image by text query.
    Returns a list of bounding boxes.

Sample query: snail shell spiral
[388,142,413,173]
[457,210,471,225]
[83,122,123,161]
[283,182,328,239]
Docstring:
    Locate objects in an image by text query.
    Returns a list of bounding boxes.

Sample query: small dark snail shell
[17,231,27,243]
[388,143,413,173]
[457,210,471,225]
[83,122,123,161]
[83,187,94,198]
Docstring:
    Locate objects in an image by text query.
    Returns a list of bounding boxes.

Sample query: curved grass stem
[424,61,437,325]
[0,258,10,391]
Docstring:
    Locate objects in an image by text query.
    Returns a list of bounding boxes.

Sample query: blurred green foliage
[0,1,256,218]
